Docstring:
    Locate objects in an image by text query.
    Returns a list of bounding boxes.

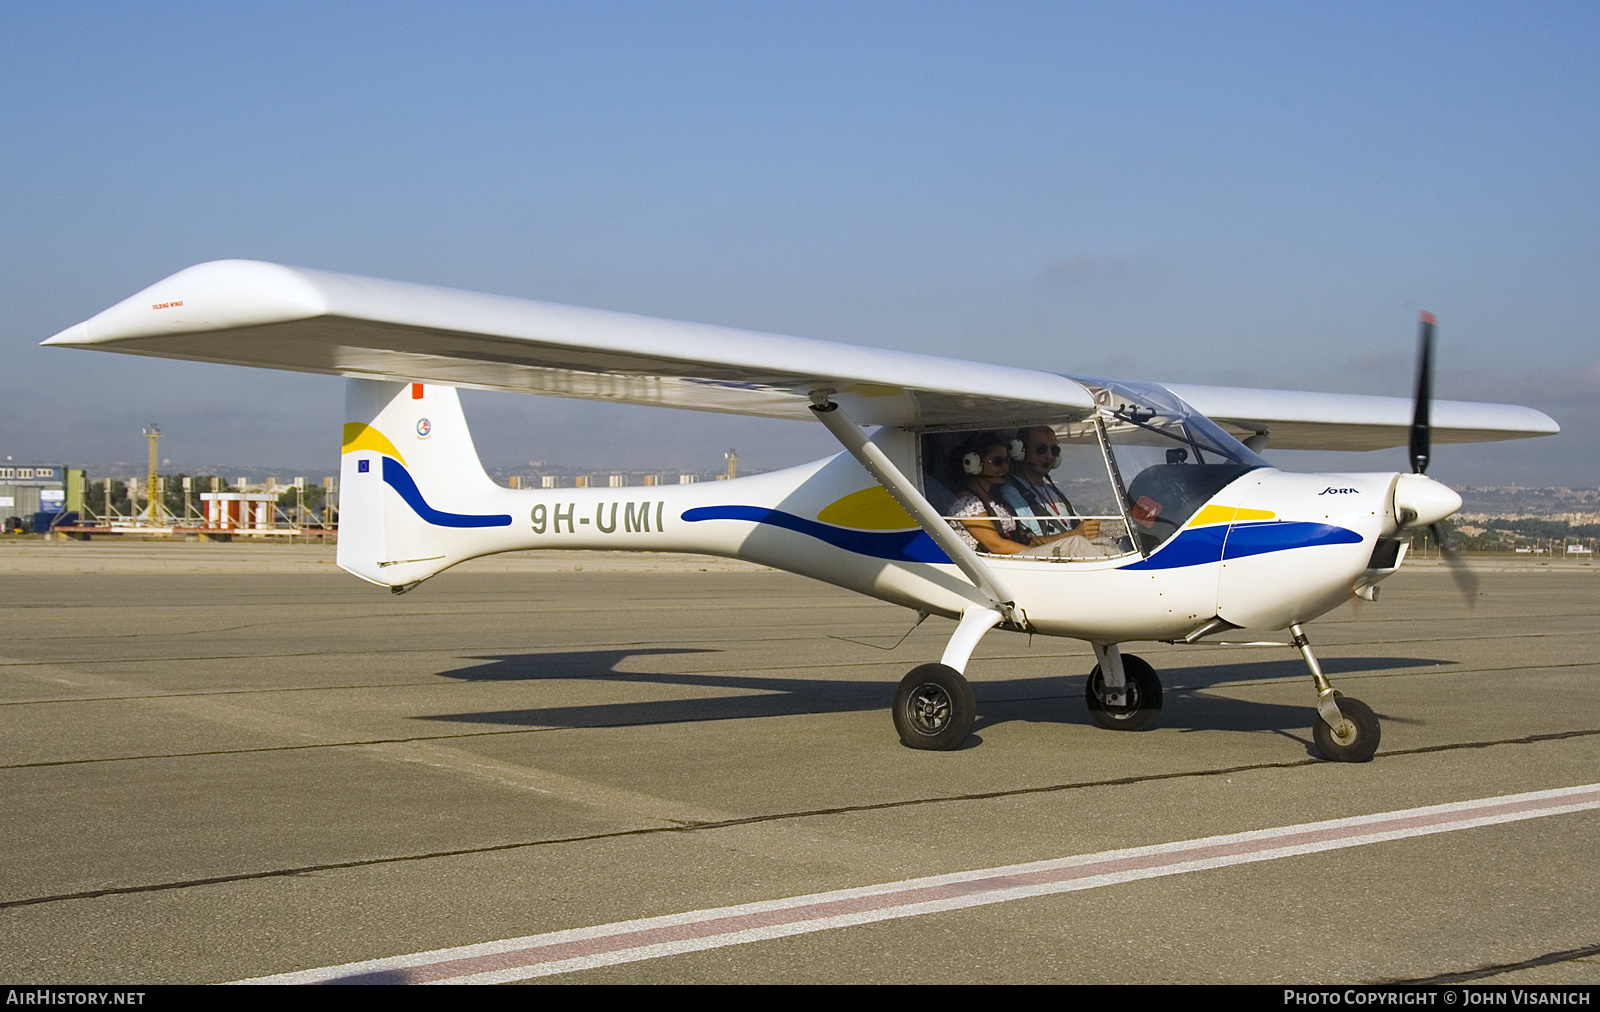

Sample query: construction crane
[143,424,161,524]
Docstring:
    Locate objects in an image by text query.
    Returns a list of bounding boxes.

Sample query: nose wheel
[1311,693,1380,763]
[893,663,976,750]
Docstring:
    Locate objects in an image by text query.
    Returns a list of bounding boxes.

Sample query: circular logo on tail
[416,418,431,438]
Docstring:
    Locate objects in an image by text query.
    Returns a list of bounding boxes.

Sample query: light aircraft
[45,261,1559,761]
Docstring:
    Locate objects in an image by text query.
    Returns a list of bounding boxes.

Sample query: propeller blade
[1410,311,1435,475]
[1405,314,1471,602]
[1428,520,1479,604]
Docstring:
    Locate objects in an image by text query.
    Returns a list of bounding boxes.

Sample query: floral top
[947,492,1024,552]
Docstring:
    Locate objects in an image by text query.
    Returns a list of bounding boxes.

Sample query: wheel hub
[1084,655,1163,732]
[1095,674,1139,714]
[908,683,952,734]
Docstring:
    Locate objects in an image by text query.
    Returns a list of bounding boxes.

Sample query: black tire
[1085,653,1163,731]
[893,664,976,750]
[1312,695,1381,762]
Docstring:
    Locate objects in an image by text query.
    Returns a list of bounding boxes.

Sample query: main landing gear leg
[1290,622,1380,763]
[809,395,1017,753]
[892,608,1001,751]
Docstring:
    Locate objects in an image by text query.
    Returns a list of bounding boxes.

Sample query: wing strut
[808,391,1017,622]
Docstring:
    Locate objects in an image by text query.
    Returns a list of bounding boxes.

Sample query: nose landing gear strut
[1290,622,1380,762]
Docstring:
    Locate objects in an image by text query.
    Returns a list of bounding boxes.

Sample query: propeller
[1406,311,1478,602]
[1410,312,1434,475]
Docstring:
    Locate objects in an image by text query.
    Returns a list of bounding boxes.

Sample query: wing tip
[40,321,90,347]
[39,259,330,349]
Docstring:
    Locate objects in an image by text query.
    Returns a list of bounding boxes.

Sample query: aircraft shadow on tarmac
[419,650,1451,736]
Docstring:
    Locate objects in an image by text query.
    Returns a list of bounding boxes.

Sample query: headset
[955,432,1010,476]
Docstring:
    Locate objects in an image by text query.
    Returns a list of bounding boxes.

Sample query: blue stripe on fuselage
[681,505,1358,571]
[382,457,513,528]
[682,505,950,564]
[1121,520,1362,571]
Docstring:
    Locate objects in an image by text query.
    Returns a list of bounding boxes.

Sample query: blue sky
[3,1,1596,485]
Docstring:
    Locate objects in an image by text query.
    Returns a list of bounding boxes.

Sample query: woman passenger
[946,434,1037,555]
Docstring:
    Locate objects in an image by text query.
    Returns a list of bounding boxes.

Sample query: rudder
[337,379,513,588]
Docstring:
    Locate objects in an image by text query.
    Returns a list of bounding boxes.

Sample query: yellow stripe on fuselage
[341,423,407,467]
[1187,505,1276,528]
[817,486,917,530]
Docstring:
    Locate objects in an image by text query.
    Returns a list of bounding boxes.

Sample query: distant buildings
[0,463,79,526]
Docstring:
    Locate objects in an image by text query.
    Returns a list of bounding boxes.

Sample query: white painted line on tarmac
[233,783,1600,985]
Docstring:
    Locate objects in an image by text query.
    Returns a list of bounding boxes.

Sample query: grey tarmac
[1,542,1596,984]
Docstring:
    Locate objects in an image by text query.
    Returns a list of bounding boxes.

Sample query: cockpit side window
[916,382,1265,560]
[919,425,1138,560]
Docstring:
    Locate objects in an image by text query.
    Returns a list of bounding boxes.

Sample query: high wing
[1162,382,1558,451]
[41,259,1094,429]
[44,259,1559,446]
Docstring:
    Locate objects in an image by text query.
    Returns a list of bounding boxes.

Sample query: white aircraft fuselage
[345,381,1435,645]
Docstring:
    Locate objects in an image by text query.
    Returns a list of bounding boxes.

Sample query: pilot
[1000,425,1100,541]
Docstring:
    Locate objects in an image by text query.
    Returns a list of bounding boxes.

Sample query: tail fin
[337,379,514,589]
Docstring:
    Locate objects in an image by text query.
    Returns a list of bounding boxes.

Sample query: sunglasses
[984,455,1010,466]
[1032,443,1062,457]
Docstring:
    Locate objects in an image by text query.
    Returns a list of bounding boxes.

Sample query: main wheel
[893,663,976,751]
[1085,654,1163,731]
[1312,695,1380,762]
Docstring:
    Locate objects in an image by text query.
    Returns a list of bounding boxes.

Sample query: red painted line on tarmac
[233,783,1600,985]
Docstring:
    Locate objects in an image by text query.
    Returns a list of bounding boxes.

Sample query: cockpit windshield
[1071,377,1268,470]
[1072,377,1268,554]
